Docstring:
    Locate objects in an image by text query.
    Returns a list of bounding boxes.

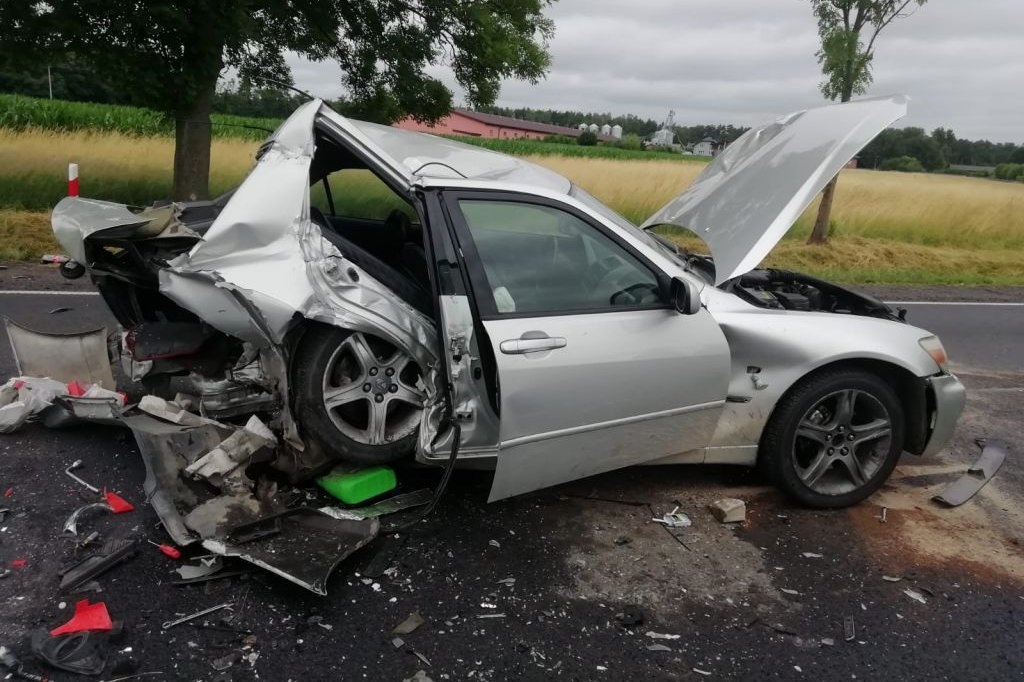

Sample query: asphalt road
[0,285,1022,681]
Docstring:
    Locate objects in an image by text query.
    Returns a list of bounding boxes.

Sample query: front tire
[759,368,904,508]
[293,325,425,466]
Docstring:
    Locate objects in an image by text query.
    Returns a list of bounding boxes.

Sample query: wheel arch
[758,357,930,460]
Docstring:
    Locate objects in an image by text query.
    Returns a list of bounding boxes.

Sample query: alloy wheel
[792,388,893,496]
[321,332,425,445]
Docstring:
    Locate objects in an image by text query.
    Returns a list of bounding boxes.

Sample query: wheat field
[1,128,1022,283]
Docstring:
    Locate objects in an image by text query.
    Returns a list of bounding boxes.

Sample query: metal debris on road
[392,611,425,635]
[652,506,692,528]
[63,502,113,535]
[709,498,746,523]
[882,575,902,582]
[161,602,234,630]
[843,616,856,642]
[174,558,224,582]
[903,589,927,604]
[646,644,672,652]
[780,588,800,595]
[644,631,681,640]
[933,439,1007,507]
[801,552,823,558]
[820,638,835,646]
[693,668,712,676]
[475,613,506,619]
[614,606,644,628]
[1,643,49,682]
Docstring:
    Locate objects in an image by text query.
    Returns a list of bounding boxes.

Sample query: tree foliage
[806,0,928,244]
[812,0,928,101]
[0,1,555,199]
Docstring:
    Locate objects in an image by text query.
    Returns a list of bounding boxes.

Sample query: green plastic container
[317,466,397,505]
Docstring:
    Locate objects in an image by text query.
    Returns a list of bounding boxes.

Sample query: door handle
[499,335,567,355]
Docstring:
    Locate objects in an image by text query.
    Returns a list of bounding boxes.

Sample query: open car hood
[641,95,908,285]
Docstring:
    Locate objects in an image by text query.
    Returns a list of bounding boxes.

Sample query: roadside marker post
[68,162,79,196]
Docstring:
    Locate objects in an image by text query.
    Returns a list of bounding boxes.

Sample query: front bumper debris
[933,439,1007,507]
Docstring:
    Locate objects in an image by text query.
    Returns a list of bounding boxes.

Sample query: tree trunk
[807,177,838,244]
[172,78,217,201]
[807,85,854,245]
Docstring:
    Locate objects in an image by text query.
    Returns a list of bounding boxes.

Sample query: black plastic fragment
[30,624,122,675]
[59,539,138,591]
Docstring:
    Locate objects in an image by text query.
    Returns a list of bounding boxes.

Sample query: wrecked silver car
[50,94,965,524]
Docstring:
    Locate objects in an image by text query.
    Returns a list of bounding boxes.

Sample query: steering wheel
[595,262,657,305]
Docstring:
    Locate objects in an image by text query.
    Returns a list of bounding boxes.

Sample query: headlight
[919,335,948,370]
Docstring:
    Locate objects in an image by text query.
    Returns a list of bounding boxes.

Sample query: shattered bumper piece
[59,539,138,591]
[932,439,1007,507]
[204,508,379,596]
[3,318,115,388]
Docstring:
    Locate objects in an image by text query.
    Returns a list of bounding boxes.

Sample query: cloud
[285,0,1022,142]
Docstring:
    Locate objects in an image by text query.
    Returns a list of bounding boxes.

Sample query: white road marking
[0,290,100,296]
[888,301,1024,307]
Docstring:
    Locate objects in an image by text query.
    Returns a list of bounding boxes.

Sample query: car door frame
[441,190,676,321]
[438,189,732,500]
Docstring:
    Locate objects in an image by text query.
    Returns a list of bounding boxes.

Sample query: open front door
[444,193,731,501]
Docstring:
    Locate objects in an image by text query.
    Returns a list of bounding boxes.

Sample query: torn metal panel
[4,319,115,388]
[204,509,378,596]
[933,440,1007,507]
[186,415,276,486]
[154,100,443,465]
[122,413,235,546]
[51,197,179,264]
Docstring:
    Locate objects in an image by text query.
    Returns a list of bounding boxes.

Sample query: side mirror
[670,277,702,315]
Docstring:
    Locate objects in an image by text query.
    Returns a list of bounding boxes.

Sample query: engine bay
[725,268,904,321]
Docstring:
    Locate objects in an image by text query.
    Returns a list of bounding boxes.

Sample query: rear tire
[759,368,904,508]
[293,325,425,466]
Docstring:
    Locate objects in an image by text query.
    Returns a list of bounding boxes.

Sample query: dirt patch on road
[553,481,791,619]
[850,468,1024,584]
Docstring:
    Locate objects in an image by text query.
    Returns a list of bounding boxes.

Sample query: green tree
[576,130,598,146]
[879,155,924,172]
[806,0,928,245]
[0,1,554,201]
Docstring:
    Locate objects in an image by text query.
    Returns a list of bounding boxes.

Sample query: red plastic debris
[13,379,25,390]
[11,559,27,568]
[147,540,181,559]
[66,380,87,397]
[3,488,12,497]
[103,490,134,513]
[50,599,113,636]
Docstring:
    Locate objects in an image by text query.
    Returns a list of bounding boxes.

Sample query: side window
[457,200,662,315]
[311,168,415,222]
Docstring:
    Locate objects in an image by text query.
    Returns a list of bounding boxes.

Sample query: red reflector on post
[68,162,79,196]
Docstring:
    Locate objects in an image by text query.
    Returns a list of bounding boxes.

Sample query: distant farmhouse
[692,136,719,157]
[396,108,613,141]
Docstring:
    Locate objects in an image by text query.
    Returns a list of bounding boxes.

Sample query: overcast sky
[285,0,1022,143]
